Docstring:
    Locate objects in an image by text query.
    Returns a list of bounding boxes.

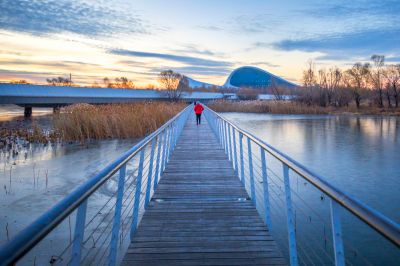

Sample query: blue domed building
[224,66,297,88]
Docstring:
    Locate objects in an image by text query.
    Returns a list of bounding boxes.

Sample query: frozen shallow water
[0,137,138,245]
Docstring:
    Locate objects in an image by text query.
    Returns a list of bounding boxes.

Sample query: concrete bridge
[0,105,398,266]
[0,83,236,117]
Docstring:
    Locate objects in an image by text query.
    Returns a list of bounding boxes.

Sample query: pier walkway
[122,114,285,265]
[0,104,398,266]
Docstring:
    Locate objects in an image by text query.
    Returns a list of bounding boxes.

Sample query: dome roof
[224,66,296,88]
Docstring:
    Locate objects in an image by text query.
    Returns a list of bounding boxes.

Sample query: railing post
[228,124,233,162]
[233,128,238,175]
[239,133,245,184]
[70,199,88,266]
[153,135,162,190]
[166,124,173,163]
[247,137,256,206]
[218,119,222,144]
[130,149,145,239]
[145,139,156,209]
[160,127,168,173]
[330,199,345,266]
[223,121,228,155]
[283,163,298,266]
[260,148,272,230]
[108,165,126,266]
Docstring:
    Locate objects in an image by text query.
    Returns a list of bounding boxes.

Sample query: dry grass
[53,102,185,141]
[208,100,400,115]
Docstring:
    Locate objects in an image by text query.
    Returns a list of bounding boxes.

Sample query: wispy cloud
[0,0,146,37]
[273,28,400,60]
[108,49,233,67]
[172,44,217,56]
[250,61,280,68]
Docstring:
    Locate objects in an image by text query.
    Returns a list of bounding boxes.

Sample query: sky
[0,0,399,87]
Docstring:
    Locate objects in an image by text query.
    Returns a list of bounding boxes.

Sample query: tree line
[299,55,400,108]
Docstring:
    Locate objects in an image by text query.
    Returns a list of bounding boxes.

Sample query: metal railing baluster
[130,149,145,239]
[239,133,245,185]
[233,128,238,175]
[260,148,272,230]
[247,137,256,206]
[108,165,126,266]
[71,199,88,266]
[223,120,228,155]
[153,135,162,190]
[228,124,233,162]
[145,140,156,209]
[330,199,345,266]
[283,163,298,266]
[160,127,168,172]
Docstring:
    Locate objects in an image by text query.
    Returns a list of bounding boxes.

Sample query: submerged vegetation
[54,102,185,141]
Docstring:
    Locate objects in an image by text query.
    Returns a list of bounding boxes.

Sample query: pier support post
[24,107,32,118]
[53,106,60,114]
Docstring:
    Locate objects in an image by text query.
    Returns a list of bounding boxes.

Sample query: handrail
[204,105,400,247]
[0,104,191,265]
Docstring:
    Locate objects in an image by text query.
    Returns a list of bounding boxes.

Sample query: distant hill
[185,76,216,89]
[185,66,297,89]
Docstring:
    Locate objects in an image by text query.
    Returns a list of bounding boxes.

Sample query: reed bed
[208,100,400,115]
[53,102,185,141]
[208,100,330,114]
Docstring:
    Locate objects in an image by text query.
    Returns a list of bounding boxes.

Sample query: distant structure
[224,66,297,89]
[183,66,298,89]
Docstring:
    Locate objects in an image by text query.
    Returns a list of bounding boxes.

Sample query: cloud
[108,49,233,67]
[172,45,216,56]
[0,0,146,37]
[273,28,400,60]
[250,62,280,68]
[305,1,400,20]
[228,14,280,34]
[153,66,231,76]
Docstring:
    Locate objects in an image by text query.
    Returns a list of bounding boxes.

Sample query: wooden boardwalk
[122,113,286,265]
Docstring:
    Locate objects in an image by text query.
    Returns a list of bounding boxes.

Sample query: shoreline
[207,100,400,116]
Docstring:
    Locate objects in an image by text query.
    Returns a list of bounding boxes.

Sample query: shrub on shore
[53,102,185,141]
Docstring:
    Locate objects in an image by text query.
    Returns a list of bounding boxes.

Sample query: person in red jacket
[194,102,204,125]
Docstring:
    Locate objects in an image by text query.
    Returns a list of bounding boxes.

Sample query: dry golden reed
[208,100,400,115]
[54,102,185,141]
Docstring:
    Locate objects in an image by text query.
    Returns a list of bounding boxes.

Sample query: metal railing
[203,106,400,266]
[0,105,191,266]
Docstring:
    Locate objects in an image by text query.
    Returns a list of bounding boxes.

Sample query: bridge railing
[203,106,400,266]
[0,105,191,266]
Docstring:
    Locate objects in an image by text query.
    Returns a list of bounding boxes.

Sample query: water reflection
[223,113,400,265]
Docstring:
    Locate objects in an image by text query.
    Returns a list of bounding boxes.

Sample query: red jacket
[194,103,204,114]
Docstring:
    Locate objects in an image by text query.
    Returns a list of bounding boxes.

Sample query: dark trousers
[196,114,201,125]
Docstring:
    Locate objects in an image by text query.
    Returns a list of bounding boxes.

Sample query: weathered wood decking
[122,113,286,265]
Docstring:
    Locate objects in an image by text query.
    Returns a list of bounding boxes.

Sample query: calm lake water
[223,112,400,266]
[1,107,399,265]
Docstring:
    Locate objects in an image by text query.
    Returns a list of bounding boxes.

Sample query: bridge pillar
[53,106,60,114]
[24,107,32,118]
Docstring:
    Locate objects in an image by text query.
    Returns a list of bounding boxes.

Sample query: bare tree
[370,55,385,107]
[158,70,184,101]
[344,63,370,108]
[302,60,317,88]
[270,81,284,100]
[46,76,72,86]
[301,60,317,105]
[326,67,342,106]
[384,65,400,108]
[177,76,190,91]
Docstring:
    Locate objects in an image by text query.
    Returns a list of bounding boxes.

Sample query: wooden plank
[122,113,286,265]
